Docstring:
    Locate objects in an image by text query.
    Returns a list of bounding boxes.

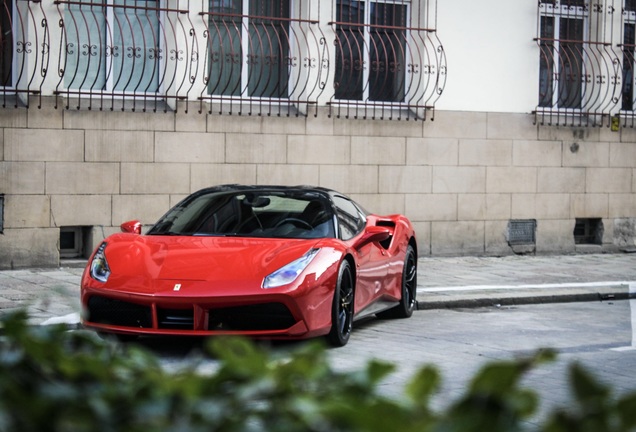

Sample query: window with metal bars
[0,0,445,118]
[0,0,47,108]
[0,0,12,88]
[201,0,329,116]
[55,0,195,111]
[329,0,446,120]
[207,0,290,99]
[538,0,586,110]
[61,0,161,94]
[620,0,636,125]
[334,0,407,103]
[535,0,622,127]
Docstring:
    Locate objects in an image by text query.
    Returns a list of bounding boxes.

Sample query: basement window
[60,226,91,258]
[573,218,603,245]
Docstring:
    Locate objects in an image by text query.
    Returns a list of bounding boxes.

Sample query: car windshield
[147,190,336,239]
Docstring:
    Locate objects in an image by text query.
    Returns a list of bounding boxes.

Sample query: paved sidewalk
[417,253,636,309]
[0,253,635,327]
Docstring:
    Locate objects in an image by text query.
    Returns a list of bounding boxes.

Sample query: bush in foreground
[0,310,635,431]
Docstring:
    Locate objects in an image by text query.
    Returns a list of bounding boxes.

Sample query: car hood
[101,234,324,284]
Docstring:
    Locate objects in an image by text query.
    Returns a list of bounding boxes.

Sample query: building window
[0,0,12,88]
[573,218,603,245]
[538,0,586,110]
[60,0,161,95]
[621,0,636,111]
[207,0,290,99]
[0,195,4,233]
[334,0,408,103]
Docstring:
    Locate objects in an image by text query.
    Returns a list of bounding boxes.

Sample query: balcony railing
[0,0,50,108]
[53,0,197,112]
[533,0,622,127]
[0,0,446,119]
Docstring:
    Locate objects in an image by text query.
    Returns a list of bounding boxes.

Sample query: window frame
[207,0,292,100]
[332,194,367,241]
[621,1,636,112]
[60,0,166,97]
[537,1,588,113]
[0,0,14,88]
[334,0,412,105]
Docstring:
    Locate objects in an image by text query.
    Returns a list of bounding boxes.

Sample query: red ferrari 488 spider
[81,185,418,346]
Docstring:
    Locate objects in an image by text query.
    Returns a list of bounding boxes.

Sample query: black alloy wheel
[328,259,354,347]
[377,244,417,319]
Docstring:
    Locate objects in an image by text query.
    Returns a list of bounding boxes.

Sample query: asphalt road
[327,300,636,423]
[131,299,636,427]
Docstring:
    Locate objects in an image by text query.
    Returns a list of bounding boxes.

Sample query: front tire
[327,260,354,347]
[377,244,417,319]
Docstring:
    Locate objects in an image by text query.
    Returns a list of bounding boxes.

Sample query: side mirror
[120,220,142,235]
[353,225,392,249]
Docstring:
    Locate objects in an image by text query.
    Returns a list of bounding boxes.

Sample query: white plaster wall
[436,0,539,113]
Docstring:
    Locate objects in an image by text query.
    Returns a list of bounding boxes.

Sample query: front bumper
[83,293,312,337]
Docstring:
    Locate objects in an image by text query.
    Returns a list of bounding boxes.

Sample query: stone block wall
[1,101,636,268]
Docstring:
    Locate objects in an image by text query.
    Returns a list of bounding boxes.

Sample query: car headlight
[90,242,111,283]
[262,248,319,289]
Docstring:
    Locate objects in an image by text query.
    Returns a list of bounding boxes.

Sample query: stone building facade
[1,0,635,268]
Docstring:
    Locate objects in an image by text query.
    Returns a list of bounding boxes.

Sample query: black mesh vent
[208,303,295,331]
[87,296,152,328]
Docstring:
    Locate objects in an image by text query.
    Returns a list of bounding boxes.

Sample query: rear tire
[377,244,417,319]
[327,260,354,347]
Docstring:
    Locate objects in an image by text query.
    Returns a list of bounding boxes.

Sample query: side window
[332,195,366,241]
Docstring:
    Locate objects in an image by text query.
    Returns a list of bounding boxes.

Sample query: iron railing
[199,3,329,117]
[54,0,197,112]
[0,0,50,108]
[0,0,447,119]
[329,0,446,121]
[329,19,446,121]
[534,0,622,127]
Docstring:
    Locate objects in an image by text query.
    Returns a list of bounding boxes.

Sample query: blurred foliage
[0,310,635,431]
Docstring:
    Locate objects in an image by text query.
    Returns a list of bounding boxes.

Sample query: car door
[332,196,388,313]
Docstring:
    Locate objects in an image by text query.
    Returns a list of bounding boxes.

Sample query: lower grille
[157,308,194,330]
[87,296,152,328]
[208,303,295,331]
[86,296,296,333]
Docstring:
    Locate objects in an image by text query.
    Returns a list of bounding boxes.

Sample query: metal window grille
[329,0,446,121]
[199,0,329,117]
[619,0,636,126]
[54,0,197,112]
[0,0,50,108]
[535,0,621,127]
[0,0,446,118]
[508,219,536,245]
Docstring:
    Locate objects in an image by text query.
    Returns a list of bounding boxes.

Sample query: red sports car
[81,185,418,346]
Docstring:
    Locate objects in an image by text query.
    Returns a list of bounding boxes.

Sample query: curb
[416,283,635,310]
[417,292,633,310]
